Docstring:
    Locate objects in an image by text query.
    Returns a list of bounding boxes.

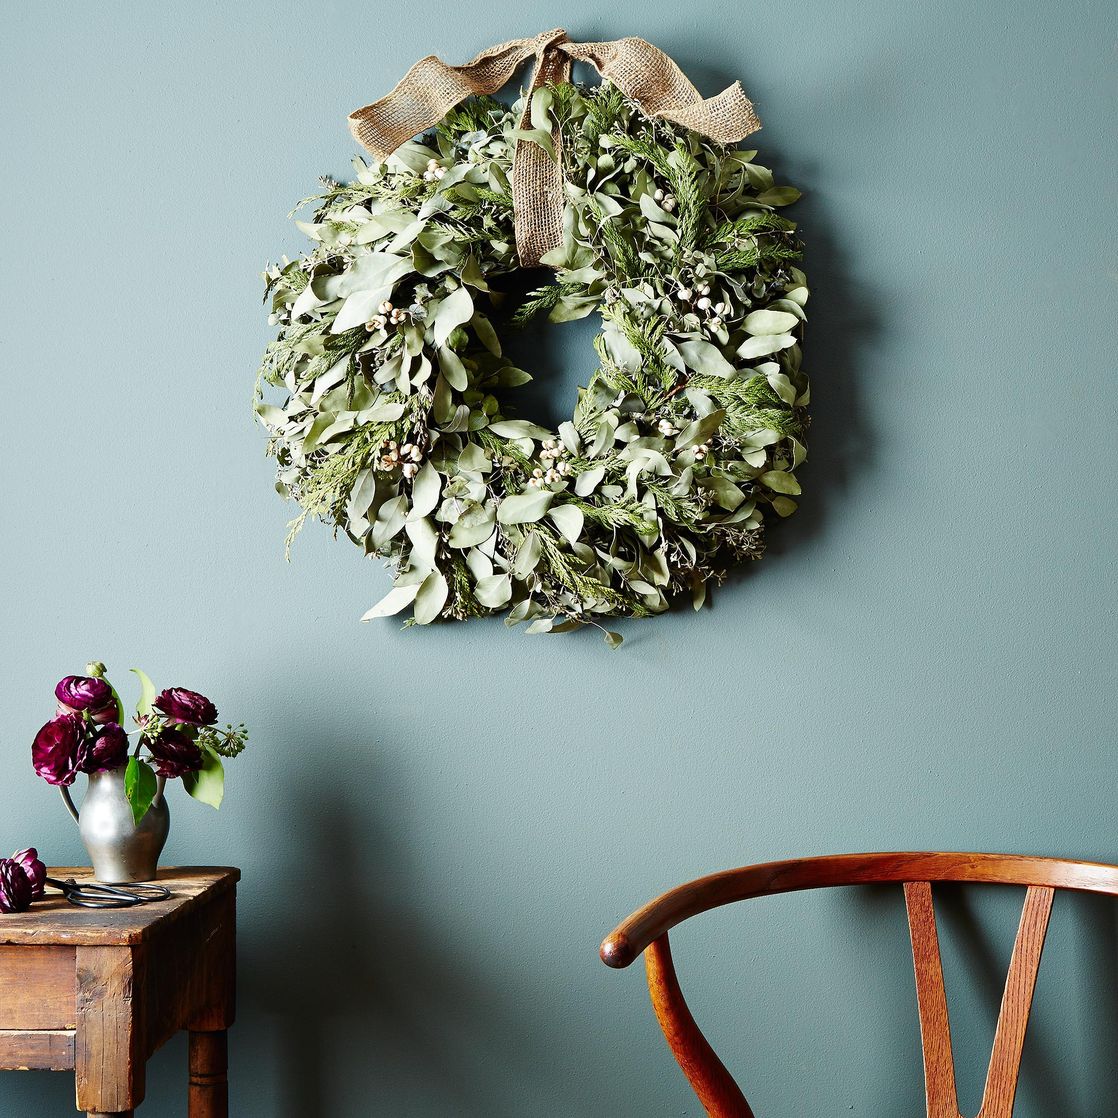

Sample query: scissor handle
[44,878,172,908]
[122,883,171,903]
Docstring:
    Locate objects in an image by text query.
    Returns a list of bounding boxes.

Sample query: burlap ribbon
[349,30,761,266]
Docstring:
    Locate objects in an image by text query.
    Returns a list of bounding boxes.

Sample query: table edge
[0,867,240,946]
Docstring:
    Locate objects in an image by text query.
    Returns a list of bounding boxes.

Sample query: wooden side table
[0,867,238,1116]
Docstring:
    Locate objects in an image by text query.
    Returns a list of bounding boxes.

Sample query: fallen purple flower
[10,849,45,901]
[0,860,33,914]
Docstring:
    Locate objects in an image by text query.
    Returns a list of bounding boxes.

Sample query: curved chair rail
[601,850,1118,968]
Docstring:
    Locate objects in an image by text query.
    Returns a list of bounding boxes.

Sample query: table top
[0,867,239,946]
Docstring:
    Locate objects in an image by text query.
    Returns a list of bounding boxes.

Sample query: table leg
[75,946,144,1115]
[188,1030,228,1118]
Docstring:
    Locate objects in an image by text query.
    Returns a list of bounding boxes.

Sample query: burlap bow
[349,30,761,267]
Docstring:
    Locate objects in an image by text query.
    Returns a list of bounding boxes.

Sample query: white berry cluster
[673,280,730,330]
[656,418,710,460]
[652,187,676,213]
[378,439,424,476]
[422,158,447,183]
[528,439,574,487]
[366,299,411,332]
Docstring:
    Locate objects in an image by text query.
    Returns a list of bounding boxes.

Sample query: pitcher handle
[152,775,167,809]
[59,785,80,823]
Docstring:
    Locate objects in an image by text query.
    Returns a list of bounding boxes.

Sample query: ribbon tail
[566,36,761,143]
[511,29,571,266]
[659,82,761,144]
[348,34,554,159]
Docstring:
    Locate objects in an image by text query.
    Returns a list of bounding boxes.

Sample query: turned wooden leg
[189,1030,228,1118]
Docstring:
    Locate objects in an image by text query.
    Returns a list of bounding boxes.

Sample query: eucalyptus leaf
[759,470,802,495]
[408,461,441,519]
[755,186,802,206]
[346,468,377,522]
[405,517,438,570]
[336,251,413,298]
[548,504,585,544]
[472,312,501,355]
[574,466,606,497]
[736,333,796,359]
[703,476,746,510]
[474,573,512,608]
[432,286,474,348]
[743,309,800,336]
[497,488,554,525]
[333,290,382,333]
[513,530,543,578]
[371,495,408,547]
[677,338,736,378]
[676,409,726,450]
[362,583,420,620]
[487,419,552,440]
[448,502,496,548]
[357,399,406,423]
[438,346,469,391]
[413,570,449,625]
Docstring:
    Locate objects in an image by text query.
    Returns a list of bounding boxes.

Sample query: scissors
[46,877,172,909]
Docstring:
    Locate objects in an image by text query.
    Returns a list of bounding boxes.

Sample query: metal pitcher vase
[60,768,169,883]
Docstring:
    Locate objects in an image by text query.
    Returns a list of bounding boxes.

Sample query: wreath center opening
[496,272,602,432]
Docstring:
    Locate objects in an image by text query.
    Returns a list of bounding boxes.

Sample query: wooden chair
[600,851,1118,1118]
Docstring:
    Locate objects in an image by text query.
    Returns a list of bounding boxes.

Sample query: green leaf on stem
[183,744,225,810]
[125,756,158,825]
[130,668,157,717]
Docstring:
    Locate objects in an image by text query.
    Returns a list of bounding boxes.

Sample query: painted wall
[2,1,1115,1114]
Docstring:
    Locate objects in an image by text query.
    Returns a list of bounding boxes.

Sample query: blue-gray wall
[2,2,1115,1114]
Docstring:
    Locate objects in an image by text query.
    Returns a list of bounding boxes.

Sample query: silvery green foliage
[256,83,808,644]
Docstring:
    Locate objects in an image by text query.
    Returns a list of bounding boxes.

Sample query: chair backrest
[599,852,1118,1118]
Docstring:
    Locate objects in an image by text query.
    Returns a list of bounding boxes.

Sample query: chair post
[977,886,1054,1118]
[644,934,754,1118]
[904,882,963,1118]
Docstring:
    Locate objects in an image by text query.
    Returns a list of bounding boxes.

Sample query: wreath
[256,32,808,645]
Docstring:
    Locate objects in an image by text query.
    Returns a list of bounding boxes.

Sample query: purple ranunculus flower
[10,849,46,901]
[147,727,203,779]
[32,713,90,787]
[0,860,33,914]
[55,675,116,721]
[84,723,129,773]
[154,687,218,727]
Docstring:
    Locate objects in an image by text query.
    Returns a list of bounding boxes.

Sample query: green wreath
[256,82,808,645]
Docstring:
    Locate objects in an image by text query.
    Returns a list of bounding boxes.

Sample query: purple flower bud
[55,675,116,723]
[154,687,218,727]
[32,713,90,787]
[84,723,129,773]
[0,860,33,914]
[147,727,203,778]
[10,849,45,901]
